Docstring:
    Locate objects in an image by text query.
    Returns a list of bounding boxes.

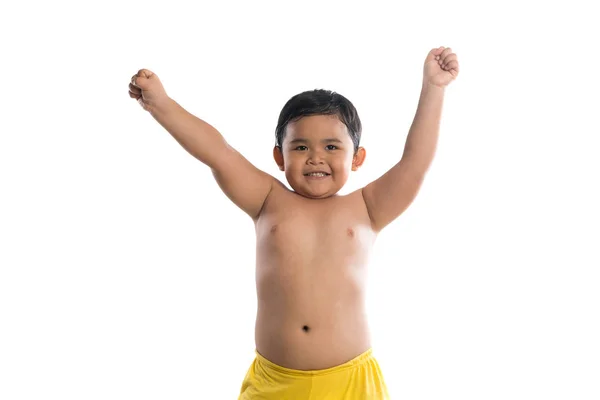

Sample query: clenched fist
[423,46,459,88]
[128,69,170,112]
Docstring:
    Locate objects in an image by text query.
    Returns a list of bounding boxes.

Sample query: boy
[128,46,459,399]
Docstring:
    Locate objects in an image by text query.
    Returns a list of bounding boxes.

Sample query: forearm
[401,83,446,174]
[150,98,228,168]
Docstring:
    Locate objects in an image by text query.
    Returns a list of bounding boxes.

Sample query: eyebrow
[289,138,343,144]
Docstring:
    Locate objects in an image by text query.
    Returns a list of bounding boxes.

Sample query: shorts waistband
[254,348,375,377]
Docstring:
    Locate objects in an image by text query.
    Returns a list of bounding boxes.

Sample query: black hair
[274,89,362,153]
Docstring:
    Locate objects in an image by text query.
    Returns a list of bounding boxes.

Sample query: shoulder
[332,188,375,229]
[254,178,292,220]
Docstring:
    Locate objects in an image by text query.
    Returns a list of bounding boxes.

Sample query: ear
[351,147,366,171]
[273,146,285,171]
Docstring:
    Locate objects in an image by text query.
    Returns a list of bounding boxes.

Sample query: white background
[1,1,599,399]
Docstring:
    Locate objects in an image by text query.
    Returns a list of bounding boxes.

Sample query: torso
[253,179,378,370]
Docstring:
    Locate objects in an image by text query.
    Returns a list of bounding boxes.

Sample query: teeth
[307,173,327,176]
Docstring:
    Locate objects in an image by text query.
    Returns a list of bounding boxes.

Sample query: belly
[252,197,377,370]
[254,258,372,370]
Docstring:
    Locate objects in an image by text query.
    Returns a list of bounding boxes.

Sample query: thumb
[131,68,157,90]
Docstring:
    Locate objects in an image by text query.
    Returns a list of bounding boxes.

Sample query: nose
[307,150,325,165]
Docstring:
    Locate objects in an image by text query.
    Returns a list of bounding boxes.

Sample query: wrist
[422,81,446,91]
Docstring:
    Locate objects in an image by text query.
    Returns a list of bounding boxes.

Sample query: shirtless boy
[128,46,459,399]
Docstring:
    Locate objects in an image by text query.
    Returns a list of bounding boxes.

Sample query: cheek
[335,154,354,168]
[286,155,302,167]
[284,155,305,172]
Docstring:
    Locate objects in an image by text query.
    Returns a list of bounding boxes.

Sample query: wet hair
[275,89,362,153]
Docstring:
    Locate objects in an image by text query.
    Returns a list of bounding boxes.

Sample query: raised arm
[129,69,273,220]
[362,47,459,232]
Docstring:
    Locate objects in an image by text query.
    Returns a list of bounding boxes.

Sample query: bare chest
[255,189,376,266]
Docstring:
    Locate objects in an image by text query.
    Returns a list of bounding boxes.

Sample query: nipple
[302,325,310,333]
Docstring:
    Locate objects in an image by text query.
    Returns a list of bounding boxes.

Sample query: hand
[128,69,170,112]
[423,46,459,88]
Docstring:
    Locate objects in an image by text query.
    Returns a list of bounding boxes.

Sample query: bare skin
[254,114,374,369]
[255,184,375,369]
[128,45,459,370]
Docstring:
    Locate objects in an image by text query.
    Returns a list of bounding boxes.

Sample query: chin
[294,186,340,199]
[287,178,346,198]
[309,192,334,199]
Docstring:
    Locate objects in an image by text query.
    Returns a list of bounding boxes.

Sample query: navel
[347,228,355,238]
[302,325,310,333]
[270,225,278,234]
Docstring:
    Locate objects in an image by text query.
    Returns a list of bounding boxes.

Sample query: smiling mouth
[304,172,330,177]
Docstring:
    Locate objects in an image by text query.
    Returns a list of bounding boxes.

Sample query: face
[273,114,366,199]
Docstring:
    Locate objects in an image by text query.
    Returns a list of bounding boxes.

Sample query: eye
[326,145,338,150]
[294,146,308,151]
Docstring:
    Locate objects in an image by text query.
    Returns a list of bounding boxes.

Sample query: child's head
[273,89,366,199]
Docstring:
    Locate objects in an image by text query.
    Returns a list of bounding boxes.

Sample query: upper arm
[211,143,274,220]
[361,158,426,232]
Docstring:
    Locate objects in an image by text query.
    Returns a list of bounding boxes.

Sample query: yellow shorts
[238,348,390,399]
